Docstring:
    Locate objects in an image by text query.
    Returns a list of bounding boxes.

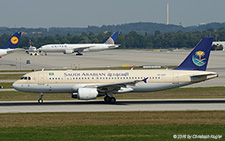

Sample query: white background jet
[38,31,119,55]
[25,39,39,55]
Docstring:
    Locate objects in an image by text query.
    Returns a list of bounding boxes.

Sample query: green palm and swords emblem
[192,51,207,66]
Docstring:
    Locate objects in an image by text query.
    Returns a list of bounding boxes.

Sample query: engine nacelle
[77,88,98,100]
[63,50,74,54]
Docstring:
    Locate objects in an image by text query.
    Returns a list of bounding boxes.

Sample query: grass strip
[0,111,225,127]
[0,74,24,80]
[0,87,225,101]
[116,87,225,99]
[0,124,224,140]
[0,111,224,140]
[0,70,33,72]
[0,82,13,88]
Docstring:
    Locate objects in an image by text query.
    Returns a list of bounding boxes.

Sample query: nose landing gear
[38,93,44,104]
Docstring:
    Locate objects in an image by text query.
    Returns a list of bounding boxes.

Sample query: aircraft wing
[6,48,24,54]
[85,78,148,93]
[73,46,95,52]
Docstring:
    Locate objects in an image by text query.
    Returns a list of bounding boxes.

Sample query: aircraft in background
[0,32,21,58]
[38,31,119,55]
[13,37,217,104]
[25,39,39,55]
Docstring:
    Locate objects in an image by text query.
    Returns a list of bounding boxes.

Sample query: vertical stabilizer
[1,32,21,49]
[105,31,119,44]
[174,37,213,71]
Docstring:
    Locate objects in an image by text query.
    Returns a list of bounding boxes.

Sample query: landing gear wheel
[104,96,111,103]
[104,96,116,104]
[38,99,43,104]
[110,97,116,104]
[38,93,44,104]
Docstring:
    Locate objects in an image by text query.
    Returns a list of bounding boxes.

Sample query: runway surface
[1,50,224,70]
[0,99,225,113]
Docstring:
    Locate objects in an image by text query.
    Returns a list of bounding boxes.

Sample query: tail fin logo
[192,51,206,66]
[11,36,19,44]
[105,37,114,44]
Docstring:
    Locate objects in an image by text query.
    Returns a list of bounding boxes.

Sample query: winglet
[142,77,148,83]
[0,32,21,49]
[174,37,213,71]
[105,31,119,44]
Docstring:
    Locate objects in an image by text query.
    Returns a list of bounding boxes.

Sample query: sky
[0,0,225,28]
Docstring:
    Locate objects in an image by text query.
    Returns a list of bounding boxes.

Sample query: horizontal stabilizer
[190,73,218,82]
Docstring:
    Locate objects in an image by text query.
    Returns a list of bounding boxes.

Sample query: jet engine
[63,50,74,54]
[77,88,98,100]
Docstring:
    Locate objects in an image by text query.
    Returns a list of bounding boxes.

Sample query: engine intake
[63,50,74,54]
[77,88,98,100]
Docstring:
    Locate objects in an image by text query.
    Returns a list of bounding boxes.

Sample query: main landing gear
[76,51,83,56]
[38,93,44,104]
[104,95,116,104]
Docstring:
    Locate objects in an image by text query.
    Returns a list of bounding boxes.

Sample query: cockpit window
[20,76,31,80]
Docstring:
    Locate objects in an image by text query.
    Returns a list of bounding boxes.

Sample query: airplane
[25,39,39,55]
[0,32,22,58]
[38,31,119,55]
[13,37,218,104]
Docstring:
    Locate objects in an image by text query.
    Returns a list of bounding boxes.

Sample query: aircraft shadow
[0,99,225,106]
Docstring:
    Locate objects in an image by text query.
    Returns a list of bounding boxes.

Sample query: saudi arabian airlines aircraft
[13,37,218,104]
[38,31,119,55]
[0,32,21,58]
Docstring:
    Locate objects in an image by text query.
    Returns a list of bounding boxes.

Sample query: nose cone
[12,81,20,91]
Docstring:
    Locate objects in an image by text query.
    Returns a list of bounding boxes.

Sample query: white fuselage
[28,46,37,52]
[39,44,119,54]
[0,49,14,56]
[13,69,218,94]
